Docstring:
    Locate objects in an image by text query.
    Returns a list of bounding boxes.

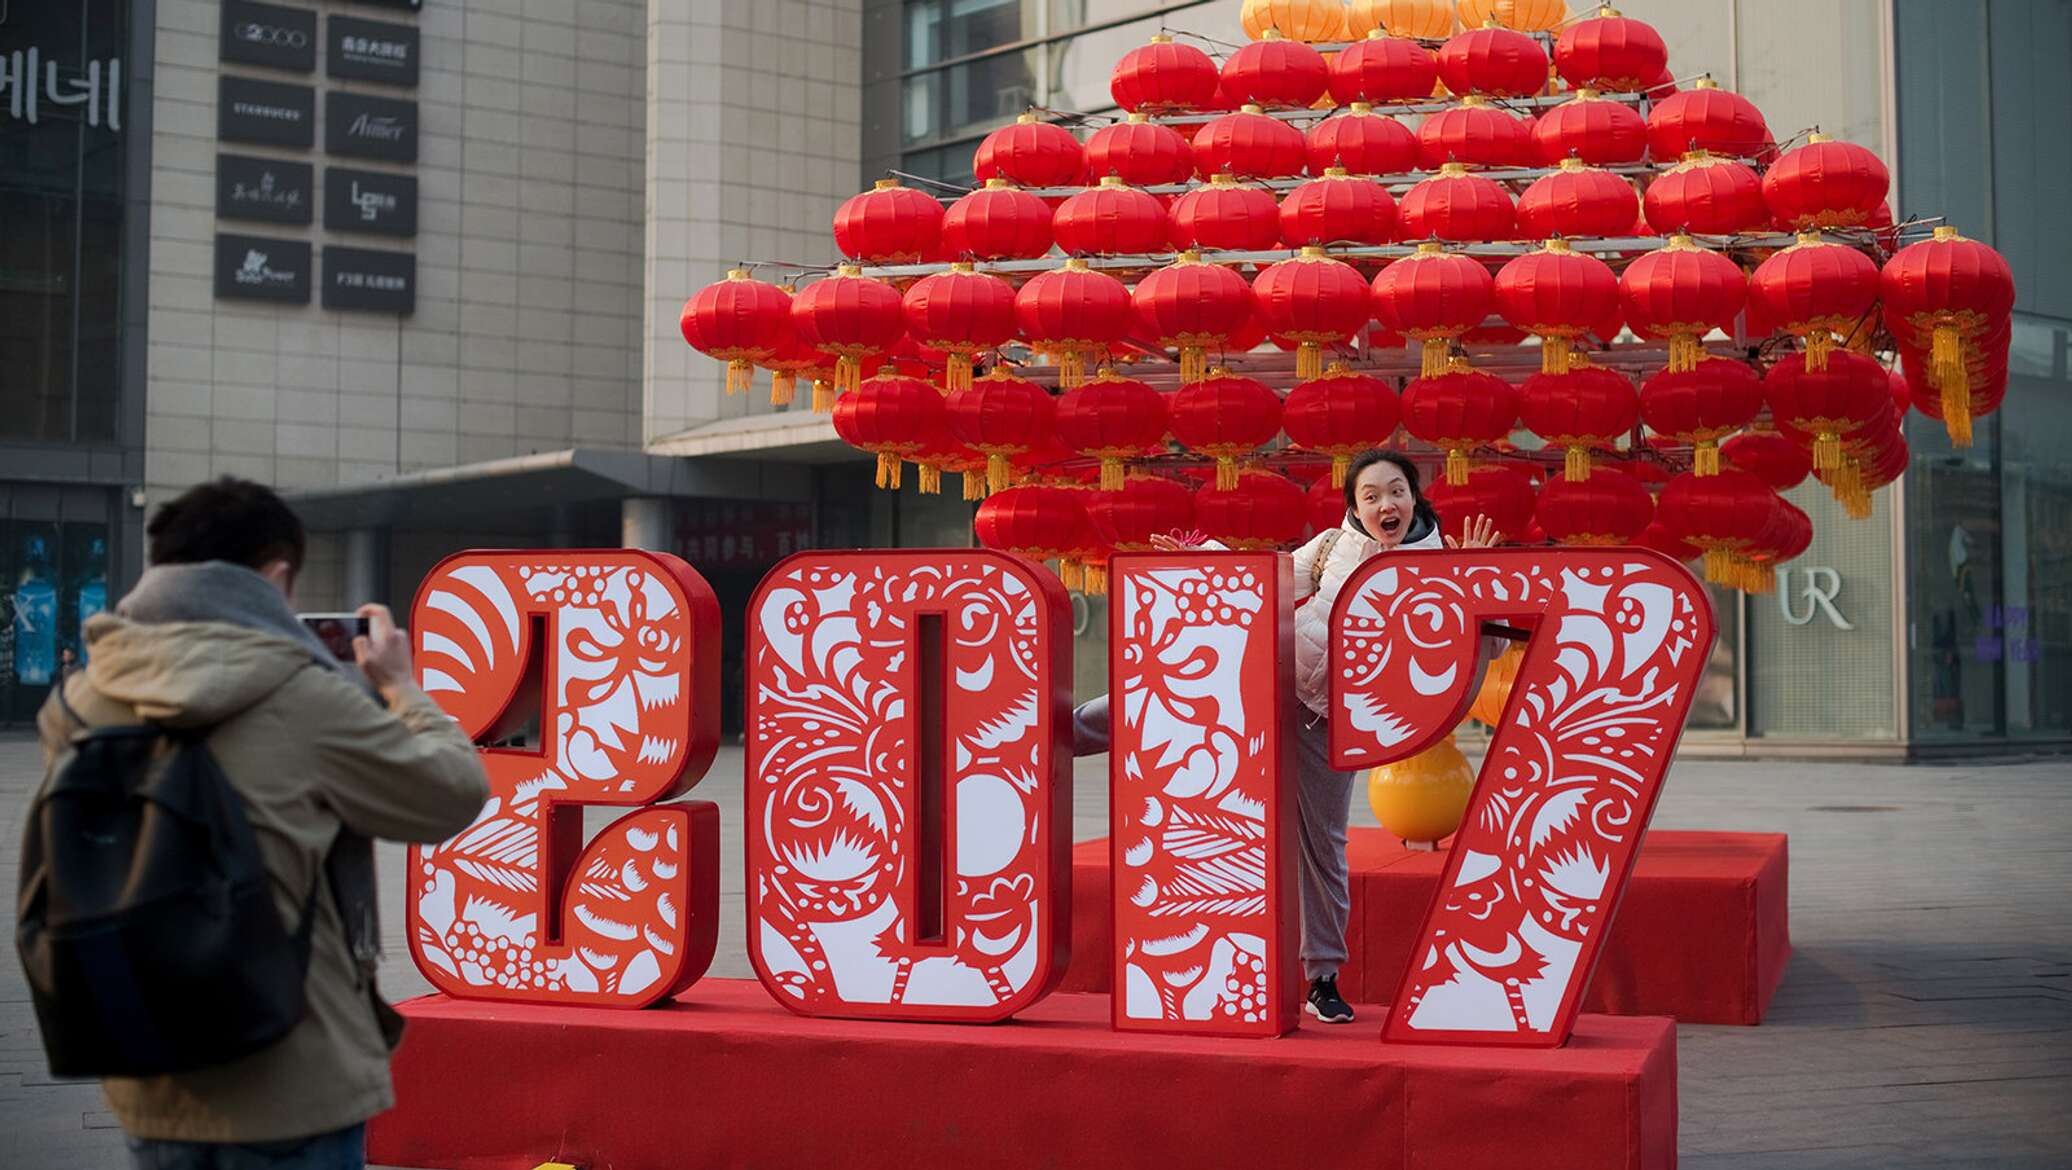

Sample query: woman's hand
[1445,514,1503,550]
[1148,529,1208,551]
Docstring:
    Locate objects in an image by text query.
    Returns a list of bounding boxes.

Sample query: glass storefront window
[902,48,1041,145]
[906,0,1036,70]
[0,0,128,444]
[1750,481,1899,740]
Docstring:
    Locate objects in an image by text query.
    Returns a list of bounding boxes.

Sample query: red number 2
[1330,548,1716,1047]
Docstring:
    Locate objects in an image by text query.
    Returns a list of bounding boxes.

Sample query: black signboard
[325,91,416,162]
[220,0,317,72]
[323,166,416,236]
[215,233,313,303]
[218,76,315,148]
[323,246,414,313]
[217,154,314,225]
[344,0,421,9]
[327,15,419,87]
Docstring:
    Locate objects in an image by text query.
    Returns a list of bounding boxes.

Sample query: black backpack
[15,721,317,1078]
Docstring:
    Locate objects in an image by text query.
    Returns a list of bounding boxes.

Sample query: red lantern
[1134,252,1256,382]
[1494,239,1621,374]
[946,367,1057,492]
[1168,368,1285,489]
[1398,162,1518,243]
[1437,23,1549,98]
[901,262,1017,393]
[1015,258,1133,389]
[1881,225,2016,447]
[975,484,1097,589]
[832,179,945,265]
[1658,469,1780,587]
[1763,349,1891,475]
[1089,473,1196,551]
[1427,461,1535,542]
[1516,157,1642,239]
[1168,172,1283,252]
[1417,96,1534,168]
[1532,88,1648,165]
[1192,106,1309,179]
[1553,6,1667,92]
[973,113,1085,189]
[831,373,947,489]
[1220,30,1330,110]
[1328,31,1439,104]
[1195,469,1309,549]
[1252,248,1375,380]
[1741,498,1813,592]
[1305,104,1420,177]
[1401,366,1519,484]
[1280,169,1397,247]
[1638,357,1763,474]
[1536,466,1653,545]
[1721,428,1810,490]
[1084,114,1196,187]
[1520,365,1639,481]
[1643,150,1769,235]
[790,265,905,397]
[1372,242,1496,377]
[940,179,1054,260]
[1307,472,1346,535]
[1282,364,1402,486]
[1634,520,1701,563]
[1645,78,1771,158]
[1748,231,1880,368]
[1620,233,1747,372]
[1761,133,1890,230]
[680,268,792,397]
[1055,369,1168,490]
[1053,174,1170,257]
[754,309,821,407]
[1111,34,1222,113]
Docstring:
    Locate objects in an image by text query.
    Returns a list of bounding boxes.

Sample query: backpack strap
[1310,528,1344,592]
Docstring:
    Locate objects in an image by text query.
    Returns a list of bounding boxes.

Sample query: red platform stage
[368,979,1676,1170]
[1065,828,1790,1025]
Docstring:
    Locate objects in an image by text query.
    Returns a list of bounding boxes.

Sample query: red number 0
[1329,548,1715,1046]
[405,551,723,1008]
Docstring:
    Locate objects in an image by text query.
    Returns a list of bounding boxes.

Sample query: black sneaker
[1306,976,1354,1024]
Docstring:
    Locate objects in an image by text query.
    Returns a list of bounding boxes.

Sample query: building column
[344,527,390,606]
[622,497,671,552]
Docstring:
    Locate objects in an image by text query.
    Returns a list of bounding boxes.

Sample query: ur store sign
[405,545,1712,1047]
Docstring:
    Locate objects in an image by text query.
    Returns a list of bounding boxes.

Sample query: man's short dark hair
[147,477,307,573]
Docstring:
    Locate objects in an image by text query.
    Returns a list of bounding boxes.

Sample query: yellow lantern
[1348,0,1455,39]
[1366,732,1476,847]
[1242,0,1349,42]
[1456,0,1568,32]
[1469,642,1524,725]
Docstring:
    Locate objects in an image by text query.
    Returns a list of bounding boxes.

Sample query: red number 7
[1329,548,1716,1047]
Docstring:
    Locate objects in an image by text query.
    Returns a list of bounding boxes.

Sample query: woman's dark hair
[147,476,307,573]
[1339,450,1440,540]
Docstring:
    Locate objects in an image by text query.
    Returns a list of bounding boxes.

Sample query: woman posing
[1071,450,1501,1024]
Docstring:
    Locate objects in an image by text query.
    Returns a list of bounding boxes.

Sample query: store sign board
[214,233,312,303]
[219,0,317,73]
[323,245,415,313]
[217,154,314,225]
[218,75,314,148]
[327,15,419,87]
[323,166,416,236]
[325,90,415,162]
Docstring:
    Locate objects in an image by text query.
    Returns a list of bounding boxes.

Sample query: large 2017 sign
[407,547,1713,1047]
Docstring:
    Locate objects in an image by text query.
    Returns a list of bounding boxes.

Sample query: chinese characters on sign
[218,155,314,226]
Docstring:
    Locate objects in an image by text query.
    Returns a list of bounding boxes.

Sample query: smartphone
[300,613,369,662]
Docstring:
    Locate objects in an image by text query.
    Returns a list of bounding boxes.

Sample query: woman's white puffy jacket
[1290,513,1443,718]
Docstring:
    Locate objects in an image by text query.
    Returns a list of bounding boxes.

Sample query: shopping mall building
[2,0,2066,751]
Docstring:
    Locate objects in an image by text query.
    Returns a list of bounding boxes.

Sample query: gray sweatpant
[1072,696,1355,983]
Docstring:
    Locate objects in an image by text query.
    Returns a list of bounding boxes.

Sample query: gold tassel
[1941,383,1974,448]
[1297,341,1322,381]
[1330,453,1352,488]
[727,358,754,395]
[1695,440,1721,477]
[1745,564,1777,595]
[1564,446,1590,483]
[1446,448,1469,487]
[1667,332,1701,372]
[1058,559,1083,592]
[1812,432,1842,472]
[1082,562,1108,595]
[1215,457,1238,491]
[947,354,973,395]
[1930,323,1966,394]
[1703,548,1733,586]
[1421,337,1449,378]
[1181,345,1205,384]
[962,470,987,501]
[771,371,797,407]
[1100,457,1126,491]
[987,452,1014,493]
[836,354,860,395]
[1804,330,1834,371]
[1542,335,1571,375]
[918,462,942,495]
[811,379,836,413]
[1058,350,1086,390]
[874,453,902,490]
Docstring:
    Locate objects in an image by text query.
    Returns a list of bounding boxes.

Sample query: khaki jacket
[37,614,488,1142]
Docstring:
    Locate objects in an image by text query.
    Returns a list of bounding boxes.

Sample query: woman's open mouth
[1379,514,1402,535]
